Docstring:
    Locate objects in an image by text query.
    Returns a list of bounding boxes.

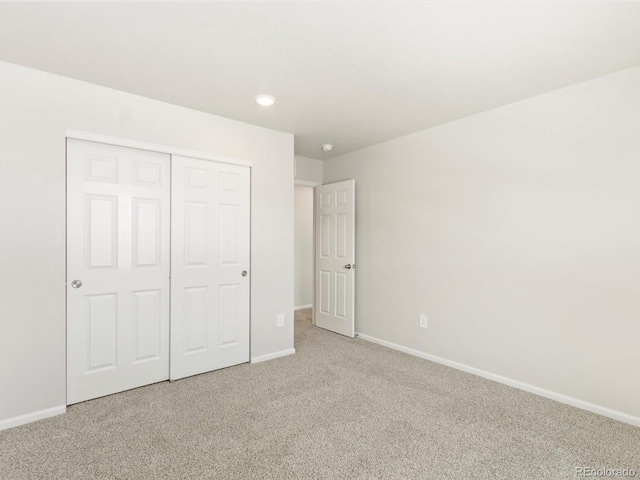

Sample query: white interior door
[67,139,170,404]
[315,180,355,337]
[170,155,250,380]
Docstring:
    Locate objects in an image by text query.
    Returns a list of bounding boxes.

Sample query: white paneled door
[315,180,355,337]
[67,139,171,404]
[170,155,251,380]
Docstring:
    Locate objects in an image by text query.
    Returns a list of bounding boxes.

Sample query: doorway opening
[294,185,314,329]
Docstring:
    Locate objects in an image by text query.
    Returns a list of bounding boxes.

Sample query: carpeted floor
[1,309,639,479]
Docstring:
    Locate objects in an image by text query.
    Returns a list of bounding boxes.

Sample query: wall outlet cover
[419,314,428,329]
[277,313,285,327]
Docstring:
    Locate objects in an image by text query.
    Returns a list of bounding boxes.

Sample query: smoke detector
[321,144,333,152]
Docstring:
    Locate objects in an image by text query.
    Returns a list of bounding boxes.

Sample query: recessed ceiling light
[321,144,333,152]
[255,94,275,106]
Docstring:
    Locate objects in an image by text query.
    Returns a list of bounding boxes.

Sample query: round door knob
[242,270,248,277]
[71,280,83,289]
[344,264,352,269]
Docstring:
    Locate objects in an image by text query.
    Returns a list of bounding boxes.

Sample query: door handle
[242,270,248,277]
[344,264,354,270]
[71,280,83,288]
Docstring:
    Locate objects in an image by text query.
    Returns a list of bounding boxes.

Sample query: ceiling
[1,2,640,160]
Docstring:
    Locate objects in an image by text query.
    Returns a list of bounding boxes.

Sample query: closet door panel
[170,155,250,380]
[67,139,170,404]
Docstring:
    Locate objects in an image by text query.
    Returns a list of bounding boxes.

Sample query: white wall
[323,66,640,423]
[294,186,314,308]
[295,156,322,185]
[0,61,294,427]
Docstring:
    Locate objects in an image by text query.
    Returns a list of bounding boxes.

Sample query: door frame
[67,130,252,168]
[65,130,252,401]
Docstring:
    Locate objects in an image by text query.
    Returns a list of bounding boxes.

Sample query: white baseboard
[0,405,66,431]
[356,333,640,428]
[251,348,296,364]
[294,304,313,311]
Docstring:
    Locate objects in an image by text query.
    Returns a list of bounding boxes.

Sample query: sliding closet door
[67,139,170,404]
[170,155,250,380]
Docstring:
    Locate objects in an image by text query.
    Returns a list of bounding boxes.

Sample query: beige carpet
[1,309,639,479]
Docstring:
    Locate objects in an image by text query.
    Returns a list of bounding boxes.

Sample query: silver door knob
[242,270,248,277]
[344,264,353,270]
[71,280,83,289]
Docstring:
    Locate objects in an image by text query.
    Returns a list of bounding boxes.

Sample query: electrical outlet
[419,314,428,329]
[277,313,285,327]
